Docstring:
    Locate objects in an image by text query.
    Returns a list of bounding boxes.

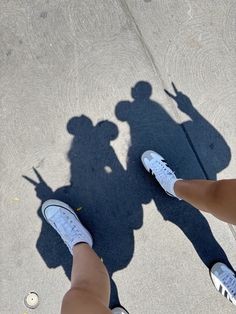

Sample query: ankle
[73,242,90,254]
[173,179,184,199]
[172,179,184,201]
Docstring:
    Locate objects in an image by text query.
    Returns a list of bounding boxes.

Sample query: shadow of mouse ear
[96,120,119,141]
[67,115,93,135]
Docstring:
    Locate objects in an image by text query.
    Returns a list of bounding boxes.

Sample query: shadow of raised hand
[165,82,194,117]
[23,167,54,202]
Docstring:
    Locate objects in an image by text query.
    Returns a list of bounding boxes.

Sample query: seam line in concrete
[181,124,209,179]
[119,0,163,83]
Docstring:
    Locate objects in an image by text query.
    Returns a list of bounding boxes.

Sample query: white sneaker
[141,150,181,200]
[210,262,236,305]
[112,307,129,314]
[41,199,93,255]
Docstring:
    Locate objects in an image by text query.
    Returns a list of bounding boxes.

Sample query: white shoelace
[149,159,175,185]
[51,211,83,244]
[220,272,236,297]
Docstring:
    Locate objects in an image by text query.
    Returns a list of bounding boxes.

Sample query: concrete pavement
[1,1,236,313]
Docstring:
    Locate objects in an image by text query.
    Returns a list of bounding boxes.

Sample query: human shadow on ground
[115,81,232,269]
[24,81,232,308]
[24,115,145,308]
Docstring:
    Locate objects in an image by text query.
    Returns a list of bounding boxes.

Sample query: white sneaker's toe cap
[211,262,232,276]
[210,262,235,289]
[141,150,164,170]
[41,199,72,220]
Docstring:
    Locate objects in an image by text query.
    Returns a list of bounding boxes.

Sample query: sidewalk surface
[1,1,236,313]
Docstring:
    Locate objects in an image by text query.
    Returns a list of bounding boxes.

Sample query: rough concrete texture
[0,1,236,313]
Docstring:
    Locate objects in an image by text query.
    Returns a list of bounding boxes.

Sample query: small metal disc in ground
[24,292,39,309]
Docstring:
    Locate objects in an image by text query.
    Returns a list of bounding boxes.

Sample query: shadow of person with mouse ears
[115,80,232,270]
[24,115,146,309]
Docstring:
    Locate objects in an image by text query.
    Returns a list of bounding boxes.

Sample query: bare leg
[174,179,236,224]
[61,243,112,314]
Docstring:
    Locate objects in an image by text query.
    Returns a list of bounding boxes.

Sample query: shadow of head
[131,81,152,100]
[67,115,118,143]
[67,115,93,136]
